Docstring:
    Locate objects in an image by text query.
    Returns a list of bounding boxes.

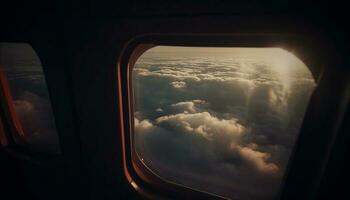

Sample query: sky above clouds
[132,46,316,200]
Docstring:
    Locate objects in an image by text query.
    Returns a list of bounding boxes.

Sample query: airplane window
[0,43,60,155]
[131,46,316,200]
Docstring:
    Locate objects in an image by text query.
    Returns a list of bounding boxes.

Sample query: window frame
[118,34,331,199]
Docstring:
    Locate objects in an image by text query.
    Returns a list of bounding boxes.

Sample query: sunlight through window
[132,46,316,200]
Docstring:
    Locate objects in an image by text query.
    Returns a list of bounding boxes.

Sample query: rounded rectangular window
[130,46,316,199]
[0,43,60,155]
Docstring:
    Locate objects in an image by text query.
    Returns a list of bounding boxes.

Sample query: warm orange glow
[0,65,25,137]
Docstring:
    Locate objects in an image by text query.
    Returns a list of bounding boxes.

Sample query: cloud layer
[132,47,316,200]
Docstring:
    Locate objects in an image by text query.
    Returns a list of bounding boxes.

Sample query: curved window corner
[0,43,61,155]
[123,44,316,200]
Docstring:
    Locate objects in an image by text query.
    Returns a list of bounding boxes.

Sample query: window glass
[0,43,60,155]
[132,46,316,200]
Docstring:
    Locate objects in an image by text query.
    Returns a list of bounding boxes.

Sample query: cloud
[135,118,153,131]
[156,111,245,140]
[135,67,201,81]
[135,110,281,200]
[230,143,279,174]
[153,109,279,174]
[170,81,186,88]
[11,91,60,154]
[168,100,208,115]
[14,91,54,133]
[14,100,34,113]
[171,101,197,113]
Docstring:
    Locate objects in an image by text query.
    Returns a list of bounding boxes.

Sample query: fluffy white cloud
[135,118,153,131]
[171,101,196,113]
[170,81,186,88]
[170,100,207,113]
[231,143,279,174]
[156,111,245,140]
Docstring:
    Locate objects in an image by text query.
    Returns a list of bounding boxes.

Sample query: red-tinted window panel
[0,43,60,155]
